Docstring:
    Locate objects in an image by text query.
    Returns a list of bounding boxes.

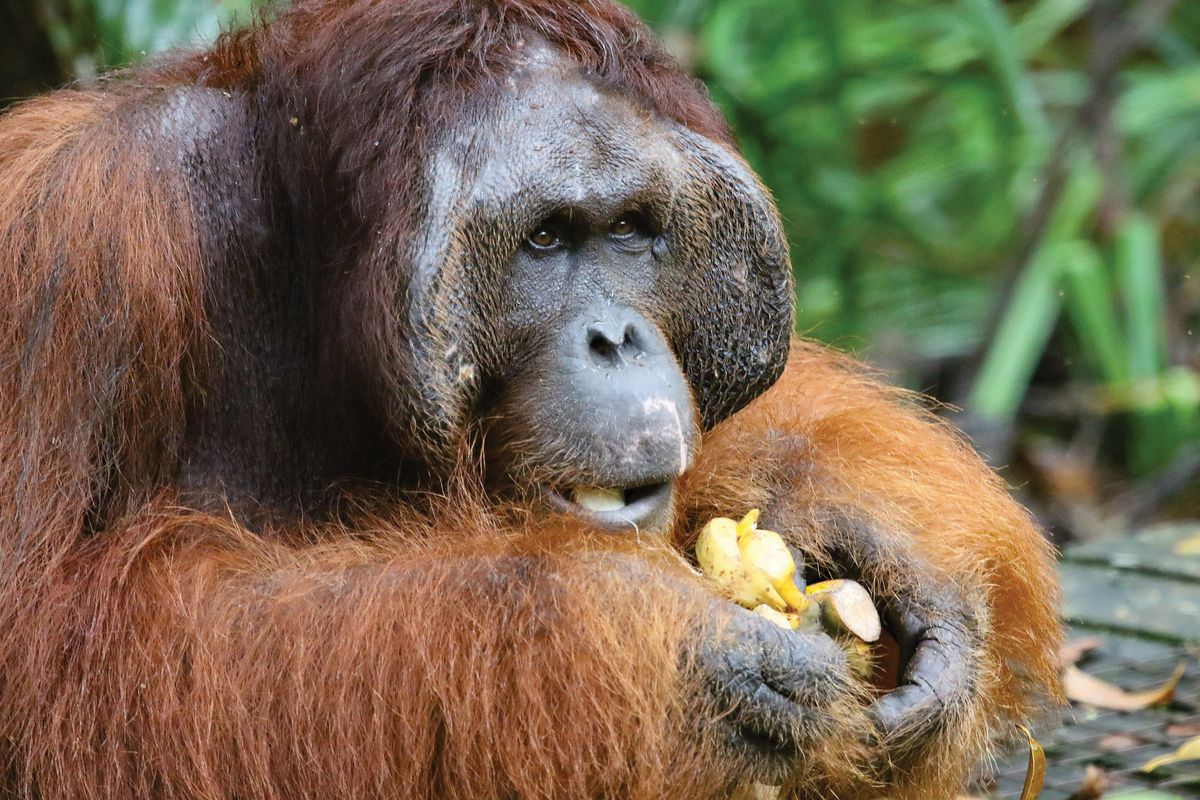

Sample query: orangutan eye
[527,223,562,250]
[610,217,637,238]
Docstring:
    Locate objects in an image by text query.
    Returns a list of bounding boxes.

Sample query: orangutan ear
[666,130,794,430]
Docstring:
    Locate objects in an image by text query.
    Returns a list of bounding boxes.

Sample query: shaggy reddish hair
[0,1,1061,798]
[181,0,734,250]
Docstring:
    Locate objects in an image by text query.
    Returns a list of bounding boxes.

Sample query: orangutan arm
[9,504,876,800]
[678,340,1063,798]
[12,515,695,798]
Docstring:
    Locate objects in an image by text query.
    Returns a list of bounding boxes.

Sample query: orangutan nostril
[587,328,620,365]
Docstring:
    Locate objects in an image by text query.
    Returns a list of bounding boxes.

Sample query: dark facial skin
[406,44,792,533]
[476,56,702,531]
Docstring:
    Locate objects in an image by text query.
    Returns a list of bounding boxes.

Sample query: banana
[696,510,883,683]
[733,508,761,537]
[695,516,741,581]
[751,604,794,630]
[733,511,812,613]
[696,515,787,610]
[804,580,882,643]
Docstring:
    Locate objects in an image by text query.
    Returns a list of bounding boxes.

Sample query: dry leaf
[1098,733,1144,752]
[1173,533,1200,556]
[1018,724,1046,800]
[1063,662,1186,711]
[1143,734,1200,772]
[1065,765,1109,800]
[1165,722,1200,738]
[1059,636,1103,668]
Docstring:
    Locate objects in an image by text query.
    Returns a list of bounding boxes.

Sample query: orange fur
[0,5,1060,798]
[7,496,745,800]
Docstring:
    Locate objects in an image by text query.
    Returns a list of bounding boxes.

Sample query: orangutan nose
[560,305,698,480]
[585,315,643,368]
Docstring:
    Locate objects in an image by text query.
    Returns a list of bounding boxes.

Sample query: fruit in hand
[697,510,882,681]
[804,579,881,643]
[695,511,789,611]
[751,604,795,630]
[734,509,810,612]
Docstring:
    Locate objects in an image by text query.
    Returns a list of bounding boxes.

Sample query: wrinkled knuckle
[869,701,904,739]
[928,615,973,644]
[749,682,783,712]
[925,618,982,675]
[801,678,845,714]
[909,672,943,710]
[774,628,830,664]
[791,650,852,709]
[932,587,983,632]
[702,648,759,698]
[726,672,761,702]
[776,642,807,677]
[797,631,850,676]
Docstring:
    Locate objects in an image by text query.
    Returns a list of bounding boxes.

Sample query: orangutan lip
[546,480,675,532]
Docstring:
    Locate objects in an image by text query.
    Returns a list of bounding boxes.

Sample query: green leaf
[1115,213,1168,381]
[1060,242,1126,384]
[959,0,1048,136]
[1014,0,1090,58]
[968,240,1074,420]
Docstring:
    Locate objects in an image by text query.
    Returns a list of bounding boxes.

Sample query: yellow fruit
[751,604,794,630]
[729,566,788,611]
[773,613,875,681]
[696,511,883,688]
[804,580,882,643]
[737,526,810,612]
[734,508,761,538]
[696,516,787,610]
[785,604,822,633]
[695,517,741,582]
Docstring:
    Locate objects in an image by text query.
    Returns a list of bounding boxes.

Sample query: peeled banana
[695,513,788,610]
[734,510,810,612]
[804,579,881,643]
[697,509,882,680]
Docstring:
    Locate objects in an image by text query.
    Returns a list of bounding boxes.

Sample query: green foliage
[90,0,255,64]
[42,0,254,72]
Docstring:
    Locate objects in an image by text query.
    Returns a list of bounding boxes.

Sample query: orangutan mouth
[547,481,675,532]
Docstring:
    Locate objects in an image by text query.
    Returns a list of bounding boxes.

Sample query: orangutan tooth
[572,486,626,512]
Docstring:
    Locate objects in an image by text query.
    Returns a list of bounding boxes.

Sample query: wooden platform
[986,523,1200,799]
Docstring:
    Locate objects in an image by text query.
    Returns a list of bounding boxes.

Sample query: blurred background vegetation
[3,0,1199,539]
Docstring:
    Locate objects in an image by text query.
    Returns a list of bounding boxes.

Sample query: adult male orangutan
[0,0,1061,797]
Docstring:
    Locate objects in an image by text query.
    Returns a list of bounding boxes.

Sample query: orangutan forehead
[434,47,693,220]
